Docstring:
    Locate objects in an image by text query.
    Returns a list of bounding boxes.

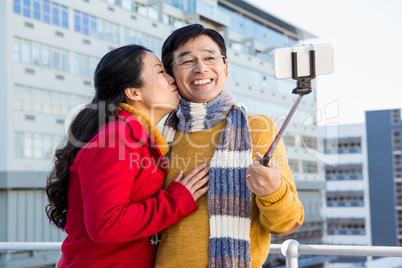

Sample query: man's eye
[181,59,195,65]
[159,70,165,74]
[204,56,216,62]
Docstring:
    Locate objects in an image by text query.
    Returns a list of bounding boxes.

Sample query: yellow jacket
[155,114,304,268]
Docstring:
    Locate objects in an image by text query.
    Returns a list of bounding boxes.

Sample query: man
[156,24,304,268]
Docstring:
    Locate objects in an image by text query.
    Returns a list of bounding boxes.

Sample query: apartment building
[321,108,402,266]
[0,0,323,266]
[322,123,371,264]
[366,109,402,247]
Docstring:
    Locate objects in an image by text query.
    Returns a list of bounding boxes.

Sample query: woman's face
[138,51,179,117]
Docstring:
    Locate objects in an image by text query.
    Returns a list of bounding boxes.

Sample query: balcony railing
[1,240,402,268]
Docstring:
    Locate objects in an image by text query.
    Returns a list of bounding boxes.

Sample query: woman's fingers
[173,164,210,202]
[173,170,184,182]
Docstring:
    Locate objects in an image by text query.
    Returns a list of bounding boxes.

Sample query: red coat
[59,110,197,267]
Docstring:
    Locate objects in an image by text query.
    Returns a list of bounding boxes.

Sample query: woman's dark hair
[45,44,152,229]
[161,23,227,75]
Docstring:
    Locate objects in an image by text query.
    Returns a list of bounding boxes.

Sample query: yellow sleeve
[248,114,304,236]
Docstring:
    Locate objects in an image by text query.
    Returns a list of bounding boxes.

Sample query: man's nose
[193,58,208,72]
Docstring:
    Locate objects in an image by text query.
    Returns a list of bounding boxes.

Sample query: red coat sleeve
[75,121,197,244]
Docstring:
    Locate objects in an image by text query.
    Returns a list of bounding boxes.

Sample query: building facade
[366,109,402,247]
[321,108,402,266]
[322,123,372,264]
[1,0,323,267]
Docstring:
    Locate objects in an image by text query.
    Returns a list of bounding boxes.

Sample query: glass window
[97,19,104,39]
[13,38,21,62]
[23,0,31,18]
[52,91,62,115]
[52,48,61,70]
[74,10,81,32]
[23,132,33,158]
[21,39,31,64]
[42,44,51,68]
[74,54,81,76]
[62,52,69,72]
[33,0,41,20]
[122,0,133,11]
[61,93,70,115]
[82,56,90,77]
[43,135,52,159]
[43,90,52,114]
[90,16,97,38]
[14,0,22,14]
[15,132,23,158]
[22,86,32,111]
[43,0,50,23]
[82,13,89,35]
[32,42,41,66]
[14,85,23,110]
[61,6,68,29]
[33,133,43,159]
[32,88,43,113]
[51,2,60,26]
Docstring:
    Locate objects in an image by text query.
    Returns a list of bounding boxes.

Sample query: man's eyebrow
[177,49,217,58]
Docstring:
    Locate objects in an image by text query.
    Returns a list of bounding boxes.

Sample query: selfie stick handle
[260,50,316,167]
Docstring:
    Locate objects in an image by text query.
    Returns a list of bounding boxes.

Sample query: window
[303,136,317,150]
[392,109,401,124]
[21,40,31,64]
[51,2,60,26]
[23,0,31,18]
[74,10,119,43]
[325,164,363,181]
[14,0,67,28]
[14,84,88,116]
[14,0,22,14]
[61,5,68,28]
[43,0,50,23]
[13,37,69,72]
[13,39,21,62]
[393,131,401,151]
[33,0,41,20]
[302,161,318,174]
[288,159,299,173]
[15,131,63,159]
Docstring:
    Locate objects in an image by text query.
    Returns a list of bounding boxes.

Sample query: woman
[45,45,209,267]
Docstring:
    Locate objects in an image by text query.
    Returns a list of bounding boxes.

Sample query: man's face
[171,35,228,103]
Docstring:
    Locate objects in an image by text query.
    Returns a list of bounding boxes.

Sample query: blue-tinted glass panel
[61,6,68,28]
[52,3,60,26]
[82,13,89,35]
[14,0,21,14]
[23,0,31,17]
[33,0,40,20]
[74,10,81,32]
[43,0,50,23]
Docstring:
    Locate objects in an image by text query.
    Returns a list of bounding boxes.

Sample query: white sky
[246,0,402,125]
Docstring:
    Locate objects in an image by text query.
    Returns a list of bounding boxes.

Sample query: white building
[321,123,372,264]
[1,0,324,266]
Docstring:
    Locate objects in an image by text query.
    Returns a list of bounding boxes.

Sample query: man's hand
[245,152,281,197]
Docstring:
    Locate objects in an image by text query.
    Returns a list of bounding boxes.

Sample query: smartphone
[273,44,334,79]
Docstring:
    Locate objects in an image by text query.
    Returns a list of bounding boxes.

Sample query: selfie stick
[260,50,316,167]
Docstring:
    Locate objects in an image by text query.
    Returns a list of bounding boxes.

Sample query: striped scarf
[162,92,253,268]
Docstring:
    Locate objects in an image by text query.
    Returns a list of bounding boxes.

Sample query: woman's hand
[173,164,209,202]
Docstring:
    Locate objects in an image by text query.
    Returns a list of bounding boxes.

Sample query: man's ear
[124,88,141,103]
[224,59,229,78]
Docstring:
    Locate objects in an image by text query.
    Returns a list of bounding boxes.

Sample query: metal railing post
[281,239,300,268]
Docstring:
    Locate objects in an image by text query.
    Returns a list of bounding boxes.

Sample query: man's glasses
[171,51,225,69]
